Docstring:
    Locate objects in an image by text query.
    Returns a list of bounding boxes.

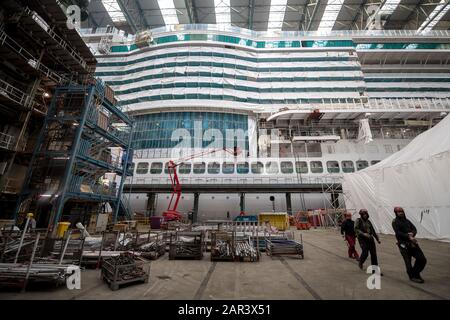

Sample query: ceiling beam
[192,0,199,23]
[116,0,138,33]
[307,0,320,31]
[248,0,255,29]
[134,0,150,30]
[349,0,368,30]
[402,0,436,29]
[419,0,450,31]
[185,0,195,23]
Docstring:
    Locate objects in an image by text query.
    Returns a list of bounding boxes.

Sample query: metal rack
[169,231,204,260]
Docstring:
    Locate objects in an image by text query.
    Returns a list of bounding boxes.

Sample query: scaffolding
[15,81,133,232]
[320,175,346,227]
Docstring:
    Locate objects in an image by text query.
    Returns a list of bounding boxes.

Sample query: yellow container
[56,222,71,238]
[258,212,290,231]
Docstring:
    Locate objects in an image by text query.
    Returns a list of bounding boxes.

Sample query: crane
[163,147,241,221]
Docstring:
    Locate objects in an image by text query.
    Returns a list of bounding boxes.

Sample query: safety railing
[80,25,450,42]
[0,131,15,150]
[0,28,68,84]
[23,7,89,72]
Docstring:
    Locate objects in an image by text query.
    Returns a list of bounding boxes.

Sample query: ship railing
[129,175,343,186]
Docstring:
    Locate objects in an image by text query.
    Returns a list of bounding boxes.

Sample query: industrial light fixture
[43,92,50,98]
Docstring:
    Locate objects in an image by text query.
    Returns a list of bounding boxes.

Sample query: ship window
[208,162,220,174]
[266,161,279,174]
[251,162,264,174]
[327,161,340,173]
[295,161,308,174]
[150,162,163,174]
[164,162,170,174]
[136,162,148,174]
[384,145,393,153]
[311,161,323,173]
[193,162,206,174]
[280,161,293,174]
[222,162,235,174]
[237,162,249,174]
[179,163,191,174]
[356,160,369,171]
[341,161,355,173]
[371,160,380,165]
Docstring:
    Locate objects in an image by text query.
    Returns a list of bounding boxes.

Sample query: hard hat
[27,212,34,218]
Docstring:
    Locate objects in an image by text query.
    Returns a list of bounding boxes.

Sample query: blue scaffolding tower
[15,81,134,231]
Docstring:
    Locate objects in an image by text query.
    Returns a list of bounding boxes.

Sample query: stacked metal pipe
[234,240,258,262]
[0,263,71,285]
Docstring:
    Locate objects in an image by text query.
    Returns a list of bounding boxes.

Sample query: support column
[331,193,340,209]
[193,192,199,223]
[146,193,156,216]
[286,193,292,215]
[239,192,245,215]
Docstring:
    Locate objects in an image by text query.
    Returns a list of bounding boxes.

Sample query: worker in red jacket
[340,212,359,260]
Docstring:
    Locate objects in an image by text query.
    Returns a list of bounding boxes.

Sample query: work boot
[410,277,424,284]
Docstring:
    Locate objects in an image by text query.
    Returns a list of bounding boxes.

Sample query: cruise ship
[80,25,450,221]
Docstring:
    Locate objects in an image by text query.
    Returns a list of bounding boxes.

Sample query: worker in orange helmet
[340,212,359,260]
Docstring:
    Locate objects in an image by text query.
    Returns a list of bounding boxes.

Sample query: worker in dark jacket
[392,207,427,283]
[341,212,359,260]
[355,209,382,273]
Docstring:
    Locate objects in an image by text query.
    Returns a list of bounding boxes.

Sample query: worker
[340,212,359,260]
[355,209,382,274]
[392,207,427,283]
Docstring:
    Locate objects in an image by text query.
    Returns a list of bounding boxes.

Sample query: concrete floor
[1,228,449,300]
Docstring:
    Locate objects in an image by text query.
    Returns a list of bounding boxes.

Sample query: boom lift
[163,147,241,221]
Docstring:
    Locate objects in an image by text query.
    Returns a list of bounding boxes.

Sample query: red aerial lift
[163,147,241,222]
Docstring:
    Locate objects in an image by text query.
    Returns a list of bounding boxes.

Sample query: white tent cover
[343,114,450,242]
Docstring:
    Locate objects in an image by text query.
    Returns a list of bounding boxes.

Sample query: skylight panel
[418,0,450,32]
[101,0,126,23]
[267,0,288,31]
[157,0,180,26]
[317,0,344,32]
[214,0,231,25]
[378,0,402,16]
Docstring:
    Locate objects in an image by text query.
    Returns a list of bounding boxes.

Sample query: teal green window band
[98,51,356,67]
[95,62,361,77]
[113,82,365,95]
[118,95,365,107]
[102,73,364,86]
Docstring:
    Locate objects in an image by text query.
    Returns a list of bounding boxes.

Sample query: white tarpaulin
[343,114,450,242]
